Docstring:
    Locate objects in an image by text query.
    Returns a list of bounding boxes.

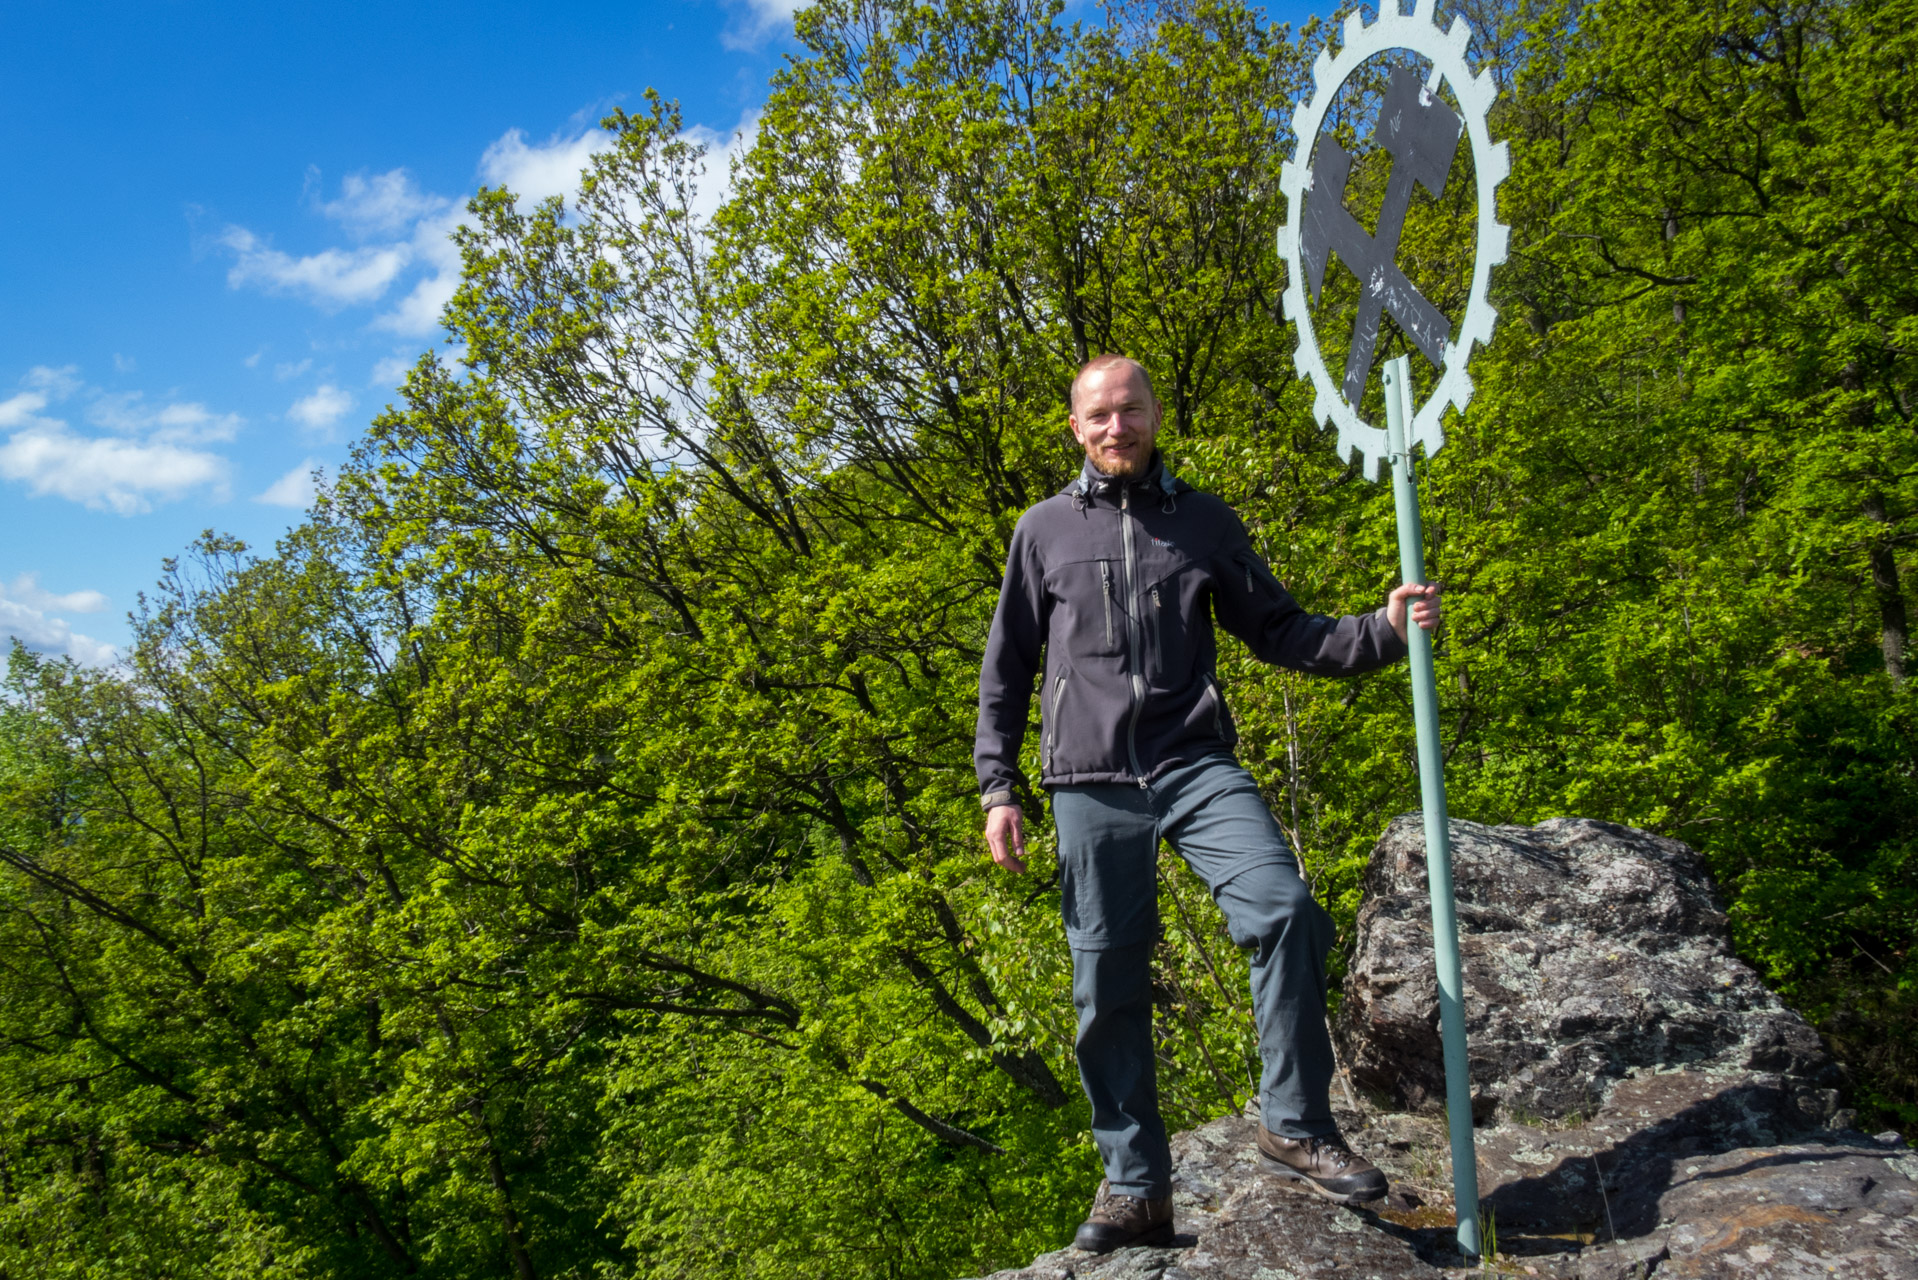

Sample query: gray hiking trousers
[1052,753,1337,1199]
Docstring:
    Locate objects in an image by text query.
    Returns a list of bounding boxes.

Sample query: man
[975,354,1441,1253]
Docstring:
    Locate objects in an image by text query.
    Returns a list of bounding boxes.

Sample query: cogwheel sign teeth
[1278,2,1511,480]
[1487,223,1511,264]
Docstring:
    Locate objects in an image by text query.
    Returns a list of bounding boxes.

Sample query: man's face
[1070,364,1161,479]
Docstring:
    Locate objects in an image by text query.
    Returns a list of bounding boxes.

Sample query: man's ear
[1068,414,1086,446]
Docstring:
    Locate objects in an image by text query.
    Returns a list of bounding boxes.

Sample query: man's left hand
[1387,581,1442,642]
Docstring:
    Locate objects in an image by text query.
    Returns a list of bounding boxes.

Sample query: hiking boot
[1072,1179,1175,1253]
[1256,1124,1388,1204]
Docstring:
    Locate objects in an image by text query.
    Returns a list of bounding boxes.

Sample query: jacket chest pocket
[1147,582,1164,678]
[1146,575,1188,682]
[1100,562,1119,653]
[1047,560,1124,659]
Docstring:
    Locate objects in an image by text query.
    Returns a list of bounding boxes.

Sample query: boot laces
[1093,1187,1154,1225]
[1303,1135,1353,1171]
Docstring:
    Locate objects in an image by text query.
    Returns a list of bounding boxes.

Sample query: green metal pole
[1381,356,1482,1259]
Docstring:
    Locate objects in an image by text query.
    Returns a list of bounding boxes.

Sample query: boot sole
[1257,1153,1387,1206]
[1073,1221,1176,1254]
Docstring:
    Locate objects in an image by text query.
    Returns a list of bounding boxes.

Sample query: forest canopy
[2,0,1915,1275]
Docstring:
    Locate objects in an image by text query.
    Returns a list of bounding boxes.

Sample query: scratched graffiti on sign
[1300,64,1461,408]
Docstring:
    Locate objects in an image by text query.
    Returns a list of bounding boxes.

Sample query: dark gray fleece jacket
[974,455,1406,808]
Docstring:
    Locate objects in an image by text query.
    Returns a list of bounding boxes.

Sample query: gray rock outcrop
[969,1099,1918,1280]
[965,816,1918,1280]
[1336,816,1843,1125]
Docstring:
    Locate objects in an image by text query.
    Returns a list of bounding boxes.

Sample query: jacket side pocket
[1043,669,1069,772]
[1202,672,1234,745]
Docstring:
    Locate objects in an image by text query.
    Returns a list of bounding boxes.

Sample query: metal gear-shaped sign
[1277,0,1511,479]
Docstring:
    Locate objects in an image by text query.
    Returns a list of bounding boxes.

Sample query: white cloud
[682,111,762,226]
[371,353,414,386]
[230,109,761,339]
[274,358,313,380]
[316,168,450,237]
[88,391,242,445]
[373,113,751,337]
[6,572,107,615]
[369,120,617,337]
[374,269,461,337]
[373,203,466,337]
[256,459,323,509]
[288,384,355,435]
[480,127,614,209]
[0,575,117,667]
[221,225,412,308]
[722,0,807,50]
[6,365,82,413]
[0,389,50,429]
[0,427,229,515]
[0,366,233,515]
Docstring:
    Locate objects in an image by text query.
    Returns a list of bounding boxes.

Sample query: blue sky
[3,0,1344,666]
[0,0,803,663]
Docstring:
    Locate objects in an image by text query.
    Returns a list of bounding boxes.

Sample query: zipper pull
[1152,584,1161,609]
[1245,564,1253,593]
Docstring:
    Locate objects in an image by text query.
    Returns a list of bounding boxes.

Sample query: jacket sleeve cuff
[980,789,1019,811]
[1376,605,1409,660]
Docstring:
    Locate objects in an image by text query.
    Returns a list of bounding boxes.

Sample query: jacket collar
[1067,451,1185,506]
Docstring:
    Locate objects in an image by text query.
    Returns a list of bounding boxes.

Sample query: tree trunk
[1864,492,1908,685]
[1663,208,1686,327]
[476,1109,539,1280]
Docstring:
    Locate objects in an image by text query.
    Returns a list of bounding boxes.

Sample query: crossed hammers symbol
[1301,64,1462,407]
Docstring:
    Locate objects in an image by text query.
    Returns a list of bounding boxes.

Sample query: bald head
[1069,355,1156,414]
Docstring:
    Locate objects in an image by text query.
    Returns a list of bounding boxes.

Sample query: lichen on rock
[1337,816,1842,1127]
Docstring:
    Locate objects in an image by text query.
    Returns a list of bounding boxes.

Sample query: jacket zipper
[1044,672,1067,771]
[1101,562,1114,648]
[1150,583,1162,678]
[1120,488,1147,787]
